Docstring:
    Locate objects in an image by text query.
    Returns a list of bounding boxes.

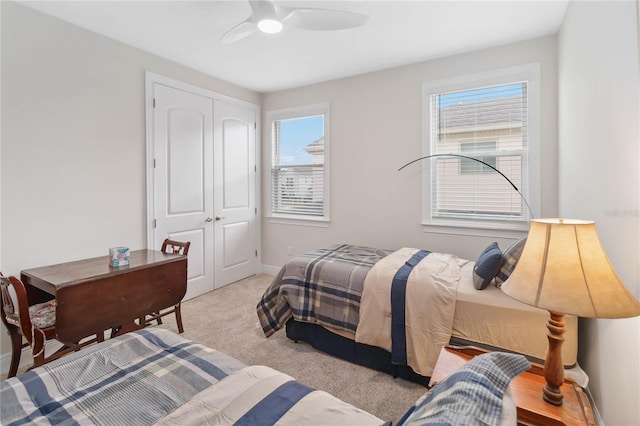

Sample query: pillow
[473,242,503,290]
[499,387,517,426]
[495,237,527,287]
[398,352,530,426]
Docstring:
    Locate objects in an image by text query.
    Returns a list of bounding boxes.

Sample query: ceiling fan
[220,0,368,44]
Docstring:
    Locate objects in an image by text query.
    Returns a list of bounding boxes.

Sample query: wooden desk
[430,346,596,426]
[21,250,187,345]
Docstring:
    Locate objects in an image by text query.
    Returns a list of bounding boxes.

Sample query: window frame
[421,64,540,236]
[265,102,331,226]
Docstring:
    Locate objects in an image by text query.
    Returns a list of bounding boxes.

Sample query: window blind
[430,82,528,221]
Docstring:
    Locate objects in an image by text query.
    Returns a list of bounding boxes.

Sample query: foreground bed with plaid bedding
[0,328,384,426]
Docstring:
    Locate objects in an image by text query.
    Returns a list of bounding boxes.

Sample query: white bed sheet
[453,262,578,366]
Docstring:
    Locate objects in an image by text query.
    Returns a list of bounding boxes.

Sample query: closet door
[148,74,259,299]
[213,100,258,288]
[152,83,214,300]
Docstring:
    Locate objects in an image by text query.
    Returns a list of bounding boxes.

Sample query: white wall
[261,36,559,268]
[558,1,640,425]
[0,2,260,356]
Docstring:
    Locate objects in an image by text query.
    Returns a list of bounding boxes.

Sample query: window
[422,64,539,232]
[266,103,330,223]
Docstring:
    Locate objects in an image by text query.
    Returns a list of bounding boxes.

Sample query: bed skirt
[285,318,430,386]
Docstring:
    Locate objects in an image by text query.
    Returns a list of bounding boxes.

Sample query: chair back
[0,275,34,341]
[161,239,191,256]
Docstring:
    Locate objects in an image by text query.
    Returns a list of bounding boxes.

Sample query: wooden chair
[143,239,190,333]
[0,274,100,377]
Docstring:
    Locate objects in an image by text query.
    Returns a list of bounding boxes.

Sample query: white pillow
[499,386,517,426]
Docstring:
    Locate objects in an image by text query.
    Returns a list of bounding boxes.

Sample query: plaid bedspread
[398,352,530,425]
[257,244,391,337]
[0,329,246,426]
[155,365,384,425]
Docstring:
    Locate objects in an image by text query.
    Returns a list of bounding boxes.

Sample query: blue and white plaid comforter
[0,329,245,426]
[1,328,386,426]
[398,351,530,426]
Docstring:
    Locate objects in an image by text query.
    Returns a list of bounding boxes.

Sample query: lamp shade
[502,218,640,318]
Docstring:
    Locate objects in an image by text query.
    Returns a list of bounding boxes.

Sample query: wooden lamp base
[543,310,566,406]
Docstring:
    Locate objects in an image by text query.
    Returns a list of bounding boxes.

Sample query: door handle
[205,216,214,223]
[215,216,225,221]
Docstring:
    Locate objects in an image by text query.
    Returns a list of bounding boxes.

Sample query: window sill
[421,220,529,239]
[266,215,330,228]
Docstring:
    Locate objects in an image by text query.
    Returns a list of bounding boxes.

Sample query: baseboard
[261,264,280,276]
[583,386,604,425]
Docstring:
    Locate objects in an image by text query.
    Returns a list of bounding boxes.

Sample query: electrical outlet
[287,246,293,256]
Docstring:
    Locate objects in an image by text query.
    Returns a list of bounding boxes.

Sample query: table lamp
[501,218,640,406]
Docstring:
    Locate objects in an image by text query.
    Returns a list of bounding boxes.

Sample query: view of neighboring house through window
[422,64,539,231]
[460,141,497,174]
[267,103,329,222]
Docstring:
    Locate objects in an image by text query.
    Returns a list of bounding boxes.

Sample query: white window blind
[270,114,326,218]
[430,82,529,222]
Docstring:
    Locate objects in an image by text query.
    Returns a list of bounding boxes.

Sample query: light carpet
[157,273,428,424]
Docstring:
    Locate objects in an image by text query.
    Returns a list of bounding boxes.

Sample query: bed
[0,327,531,426]
[256,243,578,385]
[0,328,385,426]
[0,327,529,426]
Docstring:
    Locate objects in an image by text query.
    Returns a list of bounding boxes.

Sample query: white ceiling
[20,0,570,93]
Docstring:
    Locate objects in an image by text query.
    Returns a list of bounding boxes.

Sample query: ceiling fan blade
[283,8,368,31]
[249,0,279,19]
[220,21,258,44]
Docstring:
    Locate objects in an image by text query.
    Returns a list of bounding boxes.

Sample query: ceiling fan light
[257,18,283,34]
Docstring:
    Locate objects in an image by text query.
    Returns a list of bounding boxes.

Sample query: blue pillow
[473,242,502,290]
[398,352,530,426]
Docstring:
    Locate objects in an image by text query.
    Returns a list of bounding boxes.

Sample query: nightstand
[430,345,596,426]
